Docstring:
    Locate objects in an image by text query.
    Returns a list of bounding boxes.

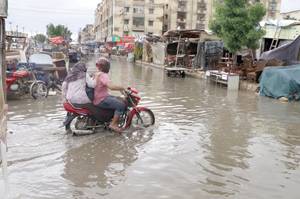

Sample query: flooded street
[3,56,300,199]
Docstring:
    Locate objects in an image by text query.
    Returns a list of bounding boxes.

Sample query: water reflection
[62,130,154,198]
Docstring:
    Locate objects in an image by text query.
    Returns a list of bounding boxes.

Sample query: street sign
[0,0,7,17]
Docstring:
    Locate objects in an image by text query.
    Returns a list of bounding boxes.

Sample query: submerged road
[2,56,300,198]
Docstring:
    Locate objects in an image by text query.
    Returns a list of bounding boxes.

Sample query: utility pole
[112,0,115,38]
[0,1,9,197]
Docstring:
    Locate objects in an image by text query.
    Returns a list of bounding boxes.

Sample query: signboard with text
[0,0,7,17]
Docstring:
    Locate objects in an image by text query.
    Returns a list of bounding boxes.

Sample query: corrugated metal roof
[264,24,300,40]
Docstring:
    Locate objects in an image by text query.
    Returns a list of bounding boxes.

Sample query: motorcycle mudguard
[125,107,150,129]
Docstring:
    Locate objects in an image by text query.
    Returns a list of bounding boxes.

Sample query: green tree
[46,23,72,41]
[33,34,47,44]
[210,0,266,62]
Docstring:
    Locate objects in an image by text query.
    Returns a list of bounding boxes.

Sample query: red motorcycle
[63,88,155,135]
[6,67,48,99]
[6,70,30,97]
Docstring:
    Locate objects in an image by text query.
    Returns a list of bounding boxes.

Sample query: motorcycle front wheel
[130,109,155,128]
[30,81,48,100]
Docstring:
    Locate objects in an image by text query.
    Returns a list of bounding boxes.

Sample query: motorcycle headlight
[10,84,19,91]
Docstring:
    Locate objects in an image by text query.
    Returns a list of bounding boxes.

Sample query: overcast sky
[6,0,300,39]
[7,0,100,39]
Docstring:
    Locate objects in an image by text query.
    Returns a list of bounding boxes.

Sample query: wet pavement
[2,56,300,199]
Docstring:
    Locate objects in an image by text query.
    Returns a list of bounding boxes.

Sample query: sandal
[109,125,123,133]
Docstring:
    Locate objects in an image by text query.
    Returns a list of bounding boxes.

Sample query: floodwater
[2,56,300,199]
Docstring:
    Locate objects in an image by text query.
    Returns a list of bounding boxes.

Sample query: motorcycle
[6,65,48,99]
[63,88,155,135]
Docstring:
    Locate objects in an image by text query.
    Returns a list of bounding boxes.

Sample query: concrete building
[258,0,282,20]
[164,0,214,31]
[79,24,95,44]
[164,0,282,31]
[94,0,282,42]
[95,0,165,42]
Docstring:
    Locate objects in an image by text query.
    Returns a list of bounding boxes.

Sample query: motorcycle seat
[63,102,90,115]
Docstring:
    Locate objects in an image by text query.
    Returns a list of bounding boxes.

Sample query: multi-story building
[79,24,95,44]
[164,0,214,31]
[94,0,282,42]
[255,0,282,20]
[165,0,282,31]
[95,0,165,42]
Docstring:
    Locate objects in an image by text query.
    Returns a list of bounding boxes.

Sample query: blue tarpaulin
[259,65,300,100]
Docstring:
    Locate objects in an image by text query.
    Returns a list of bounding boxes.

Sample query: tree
[46,23,72,41]
[210,0,266,63]
[33,34,47,44]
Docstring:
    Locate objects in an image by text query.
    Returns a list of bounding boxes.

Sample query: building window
[149,0,154,3]
[196,23,205,30]
[165,14,168,19]
[148,20,154,26]
[133,17,145,27]
[197,14,205,21]
[149,8,154,14]
[124,19,129,24]
[133,7,144,14]
[125,7,130,13]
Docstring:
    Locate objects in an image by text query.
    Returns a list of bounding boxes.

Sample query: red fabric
[49,36,65,44]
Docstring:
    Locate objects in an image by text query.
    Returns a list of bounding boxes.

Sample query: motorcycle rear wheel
[67,115,96,135]
[131,109,155,128]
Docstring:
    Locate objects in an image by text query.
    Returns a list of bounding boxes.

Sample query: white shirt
[62,73,96,104]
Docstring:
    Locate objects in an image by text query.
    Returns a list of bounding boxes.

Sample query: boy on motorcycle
[93,57,126,133]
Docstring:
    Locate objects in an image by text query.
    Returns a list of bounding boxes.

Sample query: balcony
[133,12,145,17]
[197,9,206,14]
[177,6,187,12]
[177,18,186,23]
[132,25,145,31]
[133,0,145,6]
[196,23,205,30]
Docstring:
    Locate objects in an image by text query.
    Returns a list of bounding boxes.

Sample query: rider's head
[96,57,110,73]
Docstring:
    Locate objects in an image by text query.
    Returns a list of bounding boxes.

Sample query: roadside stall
[163,29,213,78]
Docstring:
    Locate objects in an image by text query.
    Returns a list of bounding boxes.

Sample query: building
[94,0,165,42]
[164,0,214,31]
[163,0,282,32]
[79,24,95,44]
[94,0,282,42]
[258,0,282,20]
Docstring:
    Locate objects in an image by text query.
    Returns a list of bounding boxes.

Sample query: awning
[49,36,65,45]
[163,29,211,39]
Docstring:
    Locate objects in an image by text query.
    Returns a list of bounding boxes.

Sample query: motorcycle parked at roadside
[6,63,48,99]
[63,87,155,135]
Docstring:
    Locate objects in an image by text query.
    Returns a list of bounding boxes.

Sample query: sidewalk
[135,60,258,92]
